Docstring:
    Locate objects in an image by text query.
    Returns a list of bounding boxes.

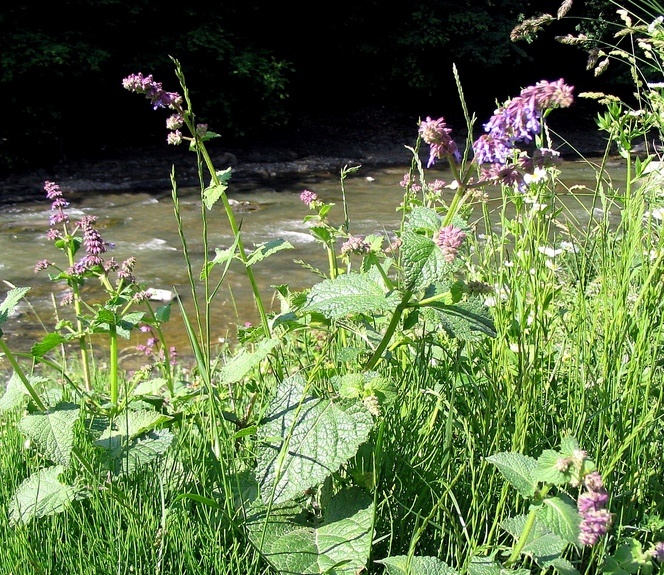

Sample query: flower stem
[0,339,47,411]
[364,291,411,370]
[109,324,118,406]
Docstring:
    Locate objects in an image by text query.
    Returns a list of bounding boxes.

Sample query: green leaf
[401,230,451,292]
[203,167,232,210]
[246,238,294,266]
[486,452,538,498]
[404,206,442,234]
[377,555,458,575]
[31,332,67,358]
[256,374,373,505]
[542,556,581,575]
[9,465,84,525]
[539,494,580,545]
[155,303,172,323]
[425,298,496,340]
[0,372,32,411]
[534,449,568,486]
[246,486,373,575]
[302,269,400,320]
[501,514,568,566]
[466,555,531,575]
[0,286,30,334]
[219,338,280,384]
[94,409,174,476]
[19,402,80,466]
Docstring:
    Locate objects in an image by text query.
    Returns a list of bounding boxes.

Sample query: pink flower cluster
[340,235,371,255]
[435,225,466,263]
[577,471,613,546]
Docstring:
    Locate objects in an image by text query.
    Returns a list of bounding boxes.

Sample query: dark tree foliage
[0,0,625,173]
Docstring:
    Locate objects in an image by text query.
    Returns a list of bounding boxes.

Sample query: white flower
[523,166,547,184]
[538,246,565,257]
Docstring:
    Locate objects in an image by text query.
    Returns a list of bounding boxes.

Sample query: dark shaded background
[0,0,633,177]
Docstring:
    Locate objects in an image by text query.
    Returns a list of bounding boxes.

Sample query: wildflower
[419,116,461,167]
[44,181,70,225]
[648,541,664,562]
[167,130,183,146]
[473,79,573,166]
[434,225,466,262]
[523,166,548,185]
[363,395,381,417]
[79,216,107,256]
[166,114,184,130]
[577,471,613,545]
[169,346,178,366]
[341,235,371,255]
[34,260,51,273]
[60,292,73,307]
[472,134,512,165]
[122,73,183,111]
[300,190,318,207]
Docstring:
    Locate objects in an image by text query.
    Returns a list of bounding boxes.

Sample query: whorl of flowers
[434,225,466,263]
[300,189,318,207]
[577,471,613,546]
[472,79,574,165]
[123,73,185,145]
[341,235,371,255]
[419,116,461,168]
[648,541,664,562]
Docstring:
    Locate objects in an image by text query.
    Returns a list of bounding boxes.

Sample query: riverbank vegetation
[1,1,664,574]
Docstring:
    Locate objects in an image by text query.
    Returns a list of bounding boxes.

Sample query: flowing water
[0,158,626,367]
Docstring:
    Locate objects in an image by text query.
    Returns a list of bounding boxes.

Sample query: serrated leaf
[155,303,172,323]
[31,332,67,357]
[425,298,496,340]
[404,206,443,234]
[219,338,280,384]
[540,494,580,545]
[256,374,373,505]
[94,409,174,475]
[203,167,232,210]
[466,555,531,575]
[377,555,458,575]
[246,239,294,266]
[302,270,399,320]
[501,514,567,564]
[19,403,80,466]
[246,487,373,575]
[133,378,168,396]
[534,449,568,485]
[0,286,30,332]
[486,452,538,497]
[542,556,580,575]
[401,230,451,292]
[9,465,83,525]
[0,372,32,411]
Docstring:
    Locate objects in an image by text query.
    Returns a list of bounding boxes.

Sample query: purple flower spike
[419,116,461,167]
[435,225,466,262]
[577,471,612,546]
[648,541,664,562]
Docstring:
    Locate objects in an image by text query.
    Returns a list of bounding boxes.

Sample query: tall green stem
[364,292,411,370]
[109,324,118,406]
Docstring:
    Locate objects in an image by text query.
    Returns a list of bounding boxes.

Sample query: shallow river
[0,158,625,368]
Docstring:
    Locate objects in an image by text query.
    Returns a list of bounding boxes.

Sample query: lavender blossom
[44,181,70,225]
[419,116,461,167]
[34,260,52,273]
[648,541,664,562]
[122,73,183,111]
[473,79,574,166]
[435,225,466,262]
[577,471,613,546]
